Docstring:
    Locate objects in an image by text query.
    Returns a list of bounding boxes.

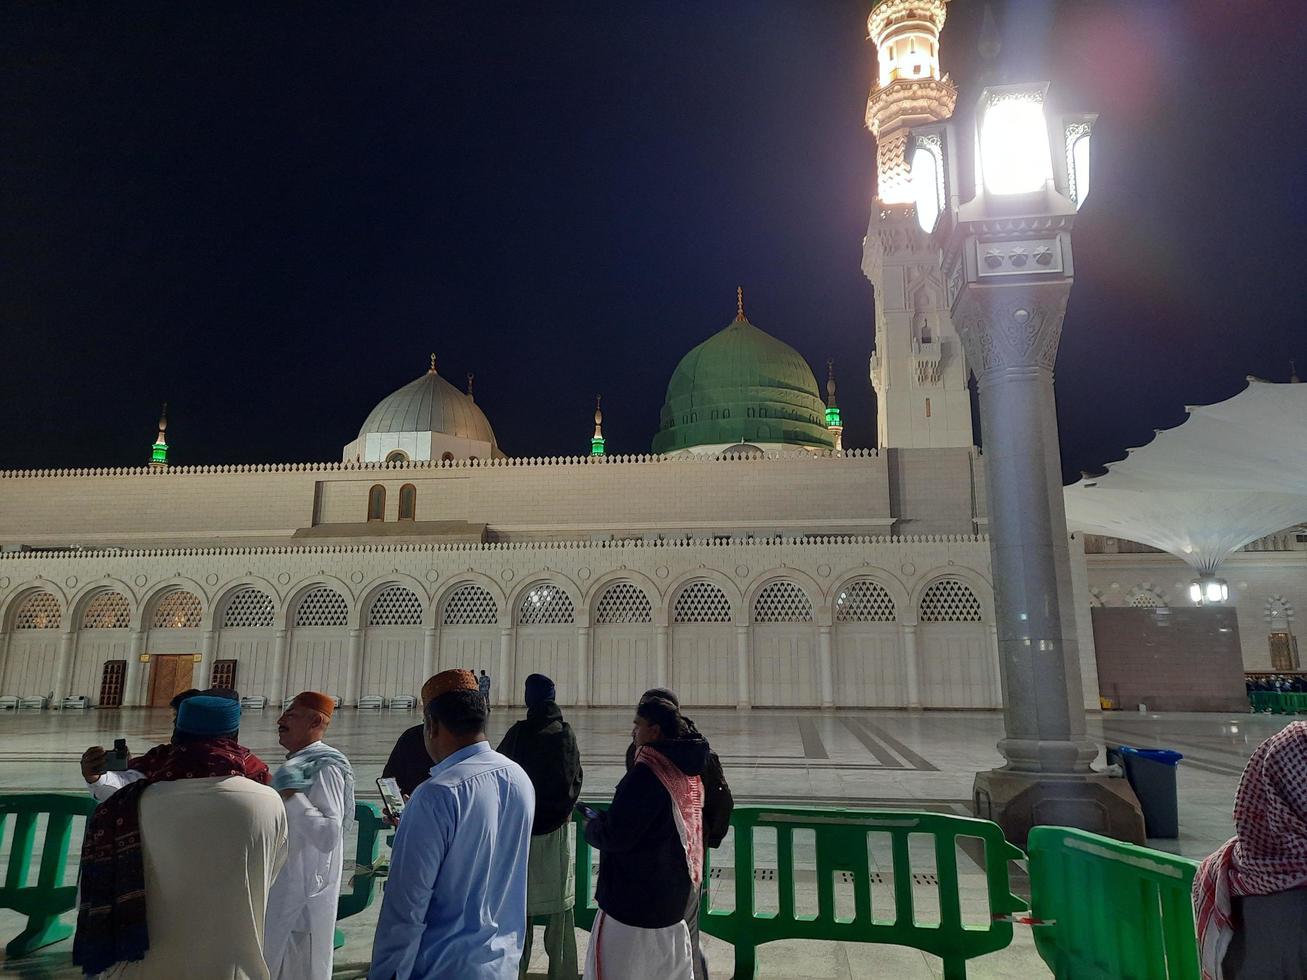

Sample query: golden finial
[736,286,745,321]
[428,353,437,374]
[157,402,168,435]
[467,372,475,400]
[826,360,838,406]
[1292,359,1301,384]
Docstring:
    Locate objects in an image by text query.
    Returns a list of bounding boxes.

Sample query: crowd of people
[73,670,732,980]
[1245,673,1307,693]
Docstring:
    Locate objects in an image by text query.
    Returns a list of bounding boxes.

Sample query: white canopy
[1063,379,1307,573]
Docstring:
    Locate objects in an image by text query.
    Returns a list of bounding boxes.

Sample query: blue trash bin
[1113,745,1183,838]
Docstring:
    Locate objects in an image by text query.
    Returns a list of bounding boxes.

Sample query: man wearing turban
[264,692,355,980]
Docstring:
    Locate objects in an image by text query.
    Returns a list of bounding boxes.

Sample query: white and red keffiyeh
[1194,721,1307,979]
[635,744,705,888]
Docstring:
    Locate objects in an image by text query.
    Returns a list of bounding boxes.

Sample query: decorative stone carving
[954,283,1071,379]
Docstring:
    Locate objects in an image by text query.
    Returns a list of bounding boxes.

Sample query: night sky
[3,1,1304,481]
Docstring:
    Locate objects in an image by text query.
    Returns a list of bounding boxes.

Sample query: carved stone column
[123,630,147,707]
[954,279,1144,844]
[734,626,751,711]
[817,625,834,709]
[51,631,76,705]
[576,626,591,708]
[498,628,513,707]
[655,625,670,689]
[197,629,218,691]
[901,618,920,708]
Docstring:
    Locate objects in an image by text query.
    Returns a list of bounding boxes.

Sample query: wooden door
[148,655,196,707]
[1270,632,1299,671]
[98,660,126,707]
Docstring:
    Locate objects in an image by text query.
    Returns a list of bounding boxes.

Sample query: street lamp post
[928,83,1146,845]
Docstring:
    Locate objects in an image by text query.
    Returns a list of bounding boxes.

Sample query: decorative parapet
[0,447,885,481]
[0,533,989,561]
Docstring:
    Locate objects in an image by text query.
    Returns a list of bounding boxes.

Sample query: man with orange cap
[265,691,355,980]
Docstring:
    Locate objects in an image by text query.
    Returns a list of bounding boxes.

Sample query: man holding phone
[79,687,270,802]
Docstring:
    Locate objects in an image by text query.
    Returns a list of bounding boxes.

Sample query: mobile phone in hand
[574,803,599,821]
[105,739,130,772]
[377,777,406,819]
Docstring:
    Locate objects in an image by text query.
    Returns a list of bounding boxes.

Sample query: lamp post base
[973,768,1146,848]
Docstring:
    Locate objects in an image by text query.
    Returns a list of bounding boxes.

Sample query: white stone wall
[0,535,1013,711]
[0,449,990,550]
[1084,551,1307,672]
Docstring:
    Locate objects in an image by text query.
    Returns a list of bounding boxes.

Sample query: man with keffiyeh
[265,691,355,980]
[72,695,287,979]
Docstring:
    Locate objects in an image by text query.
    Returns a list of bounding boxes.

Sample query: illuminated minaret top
[865,0,957,205]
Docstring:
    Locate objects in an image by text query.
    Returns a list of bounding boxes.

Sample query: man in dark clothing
[625,687,732,980]
[582,695,707,979]
[381,674,452,801]
[496,673,583,979]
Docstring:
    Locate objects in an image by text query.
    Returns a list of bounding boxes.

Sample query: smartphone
[376,777,406,818]
[105,739,130,772]
[574,803,599,821]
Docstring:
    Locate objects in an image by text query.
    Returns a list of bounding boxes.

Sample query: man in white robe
[264,691,354,980]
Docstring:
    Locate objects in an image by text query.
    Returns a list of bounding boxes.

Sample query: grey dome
[358,368,498,447]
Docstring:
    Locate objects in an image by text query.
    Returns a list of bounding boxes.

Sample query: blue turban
[524,673,556,710]
[175,695,241,736]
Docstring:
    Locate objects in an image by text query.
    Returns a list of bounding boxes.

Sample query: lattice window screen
[673,582,732,624]
[919,579,983,623]
[368,586,424,626]
[834,580,896,623]
[1128,590,1163,609]
[82,592,130,629]
[442,585,498,626]
[754,581,813,623]
[293,588,349,627]
[595,583,653,625]
[152,591,202,629]
[14,591,61,630]
[222,589,275,628]
[519,584,575,626]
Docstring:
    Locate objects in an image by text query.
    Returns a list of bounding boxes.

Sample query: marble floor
[0,705,1279,978]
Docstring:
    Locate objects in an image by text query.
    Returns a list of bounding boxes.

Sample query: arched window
[293,588,349,627]
[443,585,498,626]
[673,582,732,624]
[754,581,813,623]
[519,585,575,626]
[834,580,896,623]
[367,484,386,522]
[368,586,423,626]
[385,450,409,464]
[398,484,417,521]
[82,591,131,629]
[152,590,202,629]
[13,591,61,630]
[919,579,983,623]
[221,588,275,628]
[595,583,653,624]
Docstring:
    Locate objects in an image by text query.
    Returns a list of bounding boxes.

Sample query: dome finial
[826,359,838,407]
[429,353,437,375]
[591,395,606,456]
[736,286,745,321]
[467,372,475,401]
[1292,359,1301,384]
[150,402,169,468]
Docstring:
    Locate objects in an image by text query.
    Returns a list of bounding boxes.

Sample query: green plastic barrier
[1246,691,1307,714]
[0,793,96,958]
[334,800,385,950]
[574,804,1027,980]
[1027,826,1200,979]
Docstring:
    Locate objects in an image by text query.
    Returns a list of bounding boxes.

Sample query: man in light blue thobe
[369,669,535,980]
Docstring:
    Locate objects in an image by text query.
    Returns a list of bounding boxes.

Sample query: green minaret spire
[150,403,169,467]
[590,395,606,456]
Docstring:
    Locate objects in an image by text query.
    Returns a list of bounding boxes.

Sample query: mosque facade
[0,0,1300,712]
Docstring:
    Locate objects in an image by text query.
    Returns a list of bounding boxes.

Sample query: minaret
[467,372,476,400]
[861,0,973,449]
[150,403,169,468]
[590,395,606,456]
[825,360,844,452]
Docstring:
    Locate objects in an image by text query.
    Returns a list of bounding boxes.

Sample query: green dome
[652,312,836,454]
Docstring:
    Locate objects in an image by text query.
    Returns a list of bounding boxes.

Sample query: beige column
[269,628,291,705]
[51,631,76,705]
[655,625,670,689]
[197,629,218,691]
[817,625,834,709]
[576,626,591,708]
[902,619,920,709]
[735,625,751,710]
[123,630,147,707]
[498,627,513,707]
[341,628,362,706]
[423,627,438,686]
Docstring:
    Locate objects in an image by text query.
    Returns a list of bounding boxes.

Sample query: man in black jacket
[625,687,732,980]
[496,673,583,980]
[582,695,708,979]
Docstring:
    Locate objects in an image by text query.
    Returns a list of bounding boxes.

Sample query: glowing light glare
[1188,582,1202,604]
[910,147,940,233]
[980,98,1052,195]
[1189,576,1230,605]
[1072,134,1091,204]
